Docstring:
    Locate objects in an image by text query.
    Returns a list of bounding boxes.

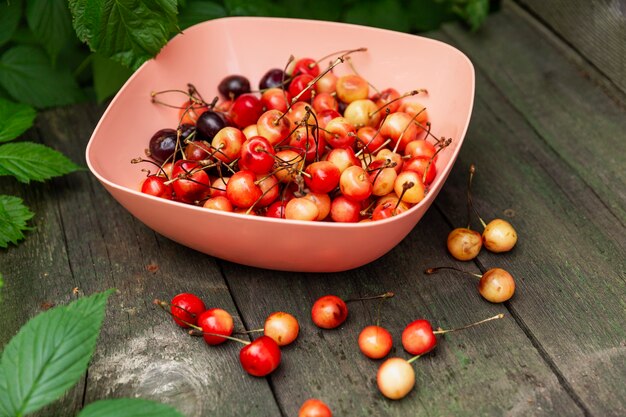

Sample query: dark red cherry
[218,74,251,99]
[230,94,264,128]
[259,68,288,90]
[196,111,227,140]
[149,128,177,164]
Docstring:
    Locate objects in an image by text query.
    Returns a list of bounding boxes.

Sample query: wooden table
[1,2,624,416]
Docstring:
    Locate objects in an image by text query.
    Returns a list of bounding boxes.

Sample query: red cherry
[324,117,356,149]
[298,398,332,417]
[171,160,211,204]
[239,335,281,377]
[372,88,401,114]
[304,161,340,194]
[265,200,288,219]
[257,109,292,147]
[402,156,437,185]
[141,176,173,200]
[289,74,315,102]
[401,319,437,355]
[203,196,233,212]
[178,99,208,125]
[311,295,348,329]
[339,166,373,202]
[293,57,320,77]
[170,293,206,328]
[230,94,264,128]
[197,308,234,345]
[239,136,275,174]
[358,325,393,359]
[211,126,246,163]
[261,88,291,113]
[312,92,338,113]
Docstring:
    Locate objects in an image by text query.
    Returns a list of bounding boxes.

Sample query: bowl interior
[85,17,474,271]
[87,17,474,200]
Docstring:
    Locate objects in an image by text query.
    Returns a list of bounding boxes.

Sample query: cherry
[404,139,436,160]
[335,74,368,103]
[377,357,416,400]
[312,292,393,329]
[261,88,291,113]
[289,125,325,162]
[339,166,372,202]
[230,94,264,128]
[239,335,281,377]
[312,92,338,113]
[401,319,436,356]
[203,196,233,212]
[141,176,173,199]
[372,88,401,114]
[256,109,292,147]
[298,399,332,417]
[482,218,518,253]
[196,111,227,140]
[448,163,482,260]
[304,161,340,194]
[211,126,246,163]
[394,172,425,204]
[178,99,208,125]
[324,117,356,149]
[344,99,380,128]
[293,57,320,77]
[239,136,275,174]
[402,156,436,185]
[169,293,206,328]
[255,173,280,208]
[274,149,305,183]
[403,314,504,355]
[289,74,315,102]
[285,197,319,221]
[265,199,288,219]
[226,170,263,208]
[330,195,361,223]
[425,266,516,303]
[311,295,348,329]
[447,228,482,261]
[314,70,337,94]
[170,160,211,204]
[209,176,229,198]
[325,147,360,174]
[243,124,259,139]
[263,312,299,346]
[184,140,211,161]
[367,159,397,197]
[148,128,177,164]
[218,74,251,99]
[358,325,393,359]
[380,112,420,153]
[302,192,331,221]
[259,68,287,90]
[197,308,235,345]
[356,126,386,154]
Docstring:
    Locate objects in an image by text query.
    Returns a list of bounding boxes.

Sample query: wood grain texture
[220,209,584,417]
[432,7,626,415]
[514,0,626,95]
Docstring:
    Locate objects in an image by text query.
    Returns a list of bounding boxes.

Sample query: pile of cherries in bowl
[137,49,450,223]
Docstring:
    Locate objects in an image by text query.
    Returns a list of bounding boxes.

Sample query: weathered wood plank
[0,105,283,417]
[514,0,626,95]
[221,208,584,417]
[432,11,626,414]
[442,4,626,227]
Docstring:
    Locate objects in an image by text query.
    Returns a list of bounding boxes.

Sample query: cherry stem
[234,328,264,334]
[313,47,367,67]
[433,314,504,335]
[344,291,394,303]
[345,56,379,94]
[369,90,422,118]
[407,354,422,365]
[466,164,488,229]
[424,266,482,279]
[422,138,451,185]
[188,329,251,345]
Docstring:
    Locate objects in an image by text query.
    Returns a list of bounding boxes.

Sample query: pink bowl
[86,17,474,272]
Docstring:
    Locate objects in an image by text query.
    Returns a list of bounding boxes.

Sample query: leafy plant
[0,290,184,417]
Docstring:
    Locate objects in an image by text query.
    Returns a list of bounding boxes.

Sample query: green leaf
[281,0,341,21]
[0,195,34,248]
[68,0,178,70]
[178,0,226,29]
[452,0,489,31]
[0,0,22,48]
[79,398,185,417]
[344,0,411,32]
[0,98,36,143]
[0,46,85,108]
[26,0,76,62]
[0,142,81,183]
[92,53,133,102]
[407,0,457,32]
[224,0,285,16]
[0,290,114,416]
